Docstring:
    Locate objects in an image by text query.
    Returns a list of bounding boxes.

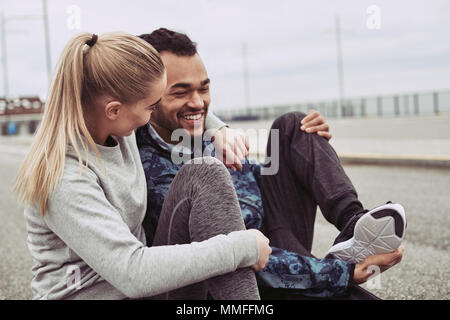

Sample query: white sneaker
[325,203,406,263]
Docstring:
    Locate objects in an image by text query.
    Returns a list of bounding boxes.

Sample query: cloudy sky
[0,0,449,111]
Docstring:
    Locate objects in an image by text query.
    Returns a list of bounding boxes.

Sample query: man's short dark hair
[138,28,197,56]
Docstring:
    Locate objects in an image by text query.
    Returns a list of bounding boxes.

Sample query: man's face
[150,52,210,141]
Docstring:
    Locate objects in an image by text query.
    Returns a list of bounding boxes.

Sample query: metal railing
[216,90,450,121]
[1,90,449,135]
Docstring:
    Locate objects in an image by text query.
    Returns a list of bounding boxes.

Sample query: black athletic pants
[259,112,380,300]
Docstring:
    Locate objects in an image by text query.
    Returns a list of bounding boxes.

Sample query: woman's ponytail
[13,32,164,216]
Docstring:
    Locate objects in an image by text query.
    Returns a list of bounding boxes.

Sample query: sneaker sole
[326,203,406,263]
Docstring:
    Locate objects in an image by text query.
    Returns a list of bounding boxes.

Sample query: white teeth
[183,114,202,120]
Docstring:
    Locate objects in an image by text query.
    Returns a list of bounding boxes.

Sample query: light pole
[0,2,51,135]
[42,0,52,83]
[0,1,52,99]
[242,42,250,116]
[335,15,345,116]
[0,11,9,98]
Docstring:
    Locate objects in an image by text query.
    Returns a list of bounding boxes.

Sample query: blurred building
[0,97,44,135]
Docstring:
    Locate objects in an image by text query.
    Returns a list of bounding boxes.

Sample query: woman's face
[114,72,167,136]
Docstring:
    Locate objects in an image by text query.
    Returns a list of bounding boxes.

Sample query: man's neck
[149,121,208,154]
[149,120,179,145]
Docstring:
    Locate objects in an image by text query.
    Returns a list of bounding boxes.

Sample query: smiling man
[136,28,406,300]
[149,52,210,142]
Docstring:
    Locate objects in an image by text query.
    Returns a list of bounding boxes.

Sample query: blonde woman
[13,32,271,300]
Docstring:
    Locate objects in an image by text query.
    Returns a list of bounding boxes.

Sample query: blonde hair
[12,32,164,216]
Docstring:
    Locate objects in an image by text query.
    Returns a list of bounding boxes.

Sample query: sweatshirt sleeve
[43,168,259,299]
[205,112,228,131]
[257,247,354,297]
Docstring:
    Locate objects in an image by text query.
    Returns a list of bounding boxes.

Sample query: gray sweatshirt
[24,127,259,300]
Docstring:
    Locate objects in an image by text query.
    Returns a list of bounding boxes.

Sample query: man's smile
[178,110,206,125]
[182,113,203,120]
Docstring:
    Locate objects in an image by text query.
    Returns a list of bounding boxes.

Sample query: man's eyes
[172,88,209,97]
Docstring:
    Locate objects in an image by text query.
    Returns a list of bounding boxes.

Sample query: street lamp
[0,1,52,135]
[0,0,52,99]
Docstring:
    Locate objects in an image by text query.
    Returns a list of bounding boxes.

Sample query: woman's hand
[353,245,405,284]
[247,229,272,272]
[213,109,331,171]
[212,127,249,172]
[300,109,332,140]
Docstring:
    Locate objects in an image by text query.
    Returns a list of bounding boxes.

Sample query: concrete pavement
[229,114,450,167]
[0,115,449,299]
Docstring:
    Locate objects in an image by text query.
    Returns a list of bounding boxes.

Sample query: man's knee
[271,112,307,134]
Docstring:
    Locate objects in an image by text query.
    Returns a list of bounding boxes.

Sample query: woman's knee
[178,156,231,186]
[179,158,244,228]
[185,156,224,167]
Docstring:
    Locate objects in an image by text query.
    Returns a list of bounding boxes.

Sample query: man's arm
[205,111,228,131]
[258,247,355,297]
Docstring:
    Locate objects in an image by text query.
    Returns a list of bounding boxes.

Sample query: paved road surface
[1,115,450,299]
[0,152,33,300]
[1,149,449,300]
[228,114,450,158]
[312,165,450,299]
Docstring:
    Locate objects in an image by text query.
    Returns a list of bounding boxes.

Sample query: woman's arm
[204,112,249,172]
[43,169,259,299]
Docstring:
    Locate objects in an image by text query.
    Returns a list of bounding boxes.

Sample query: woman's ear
[104,101,122,120]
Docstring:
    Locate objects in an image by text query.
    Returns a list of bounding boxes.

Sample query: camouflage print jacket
[136,123,354,298]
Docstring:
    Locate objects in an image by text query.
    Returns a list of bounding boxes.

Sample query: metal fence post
[361,98,367,117]
[413,93,419,115]
[394,95,400,116]
[433,92,439,115]
[319,102,325,117]
[377,96,382,117]
[332,100,338,118]
[404,95,409,115]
